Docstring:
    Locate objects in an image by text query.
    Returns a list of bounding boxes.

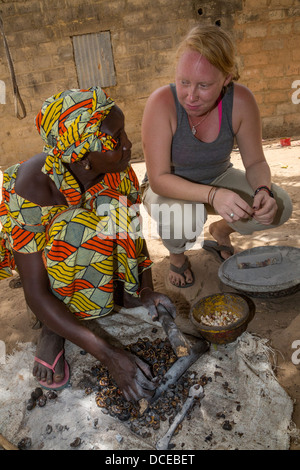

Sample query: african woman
[0,87,175,401]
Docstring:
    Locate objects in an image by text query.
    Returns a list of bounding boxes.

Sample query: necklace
[189,110,211,135]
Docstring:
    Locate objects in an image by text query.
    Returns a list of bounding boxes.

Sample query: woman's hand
[140,288,177,320]
[105,346,156,402]
[213,187,254,223]
[252,191,278,225]
[14,250,155,404]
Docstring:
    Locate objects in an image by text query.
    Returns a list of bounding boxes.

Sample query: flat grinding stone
[218,246,300,295]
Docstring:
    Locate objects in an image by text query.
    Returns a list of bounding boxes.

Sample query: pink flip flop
[34,349,70,391]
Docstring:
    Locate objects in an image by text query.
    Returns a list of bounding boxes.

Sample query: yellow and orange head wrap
[35,87,116,189]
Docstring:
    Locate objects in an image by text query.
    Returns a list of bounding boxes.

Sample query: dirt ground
[0,139,299,450]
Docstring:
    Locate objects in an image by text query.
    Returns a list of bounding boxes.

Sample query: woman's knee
[273,186,293,226]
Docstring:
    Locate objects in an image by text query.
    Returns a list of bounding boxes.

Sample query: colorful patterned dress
[0,163,152,319]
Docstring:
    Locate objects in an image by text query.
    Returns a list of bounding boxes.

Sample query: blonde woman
[142,25,292,287]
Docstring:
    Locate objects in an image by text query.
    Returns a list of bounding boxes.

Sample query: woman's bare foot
[169,253,193,287]
[33,325,65,386]
[209,220,235,260]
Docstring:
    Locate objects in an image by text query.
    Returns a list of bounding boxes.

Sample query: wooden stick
[156,304,191,357]
[150,338,209,404]
[0,433,19,450]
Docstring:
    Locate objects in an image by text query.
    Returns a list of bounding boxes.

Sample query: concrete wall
[0,0,299,167]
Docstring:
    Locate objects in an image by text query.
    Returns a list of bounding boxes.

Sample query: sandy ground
[0,139,299,450]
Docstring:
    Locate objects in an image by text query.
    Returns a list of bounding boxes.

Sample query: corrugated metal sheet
[72,31,116,88]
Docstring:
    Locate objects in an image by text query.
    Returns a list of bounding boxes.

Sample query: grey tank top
[170,83,235,184]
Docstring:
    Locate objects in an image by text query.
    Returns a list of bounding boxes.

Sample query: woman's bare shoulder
[232,83,260,134]
[16,153,47,184]
[146,84,175,108]
[233,83,258,107]
[142,85,177,135]
[15,153,65,206]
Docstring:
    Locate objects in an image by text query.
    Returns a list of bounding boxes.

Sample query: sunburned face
[175,50,231,117]
[87,106,132,174]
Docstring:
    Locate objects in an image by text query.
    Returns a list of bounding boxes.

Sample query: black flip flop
[202,240,234,262]
[169,256,195,288]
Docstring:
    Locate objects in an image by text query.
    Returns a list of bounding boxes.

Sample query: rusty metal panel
[72,31,116,88]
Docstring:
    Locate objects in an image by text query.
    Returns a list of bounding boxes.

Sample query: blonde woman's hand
[212,188,254,223]
[252,191,278,225]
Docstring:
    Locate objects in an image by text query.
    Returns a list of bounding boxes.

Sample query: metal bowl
[190,293,255,345]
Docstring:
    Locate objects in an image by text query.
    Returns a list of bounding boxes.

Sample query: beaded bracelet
[254,185,274,198]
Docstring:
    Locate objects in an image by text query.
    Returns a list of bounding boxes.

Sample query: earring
[84,159,91,170]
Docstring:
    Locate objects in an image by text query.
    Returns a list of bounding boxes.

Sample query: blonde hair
[176,25,240,81]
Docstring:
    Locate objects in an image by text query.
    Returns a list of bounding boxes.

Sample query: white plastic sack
[0,307,295,450]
